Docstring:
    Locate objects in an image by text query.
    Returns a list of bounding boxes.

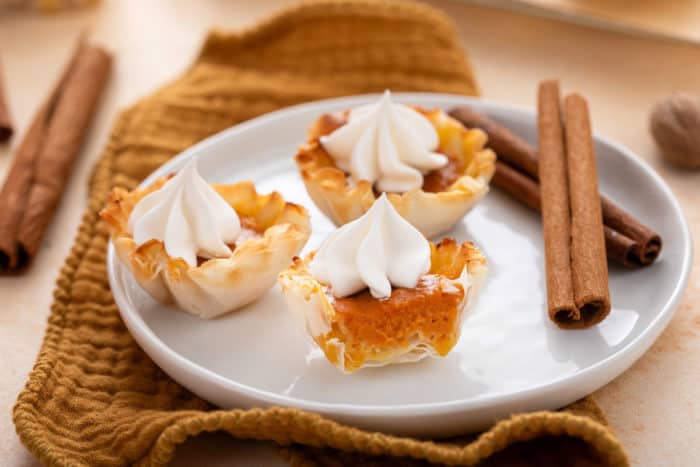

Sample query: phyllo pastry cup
[278,238,487,372]
[295,108,496,238]
[102,178,310,319]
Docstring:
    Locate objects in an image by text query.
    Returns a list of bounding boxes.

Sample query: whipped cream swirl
[320,90,447,193]
[310,194,431,298]
[128,158,241,267]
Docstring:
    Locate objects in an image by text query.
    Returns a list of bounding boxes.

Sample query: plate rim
[108,92,693,417]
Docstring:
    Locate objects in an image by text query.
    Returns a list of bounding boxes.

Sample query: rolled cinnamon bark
[600,197,661,265]
[538,81,578,326]
[492,161,540,211]
[0,59,13,143]
[0,47,81,270]
[492,161,639,267]
[449,105,539,177]
[603,224,638,267]
[449,105,662,267]
[563,93,611,328]
[0,40,111,271]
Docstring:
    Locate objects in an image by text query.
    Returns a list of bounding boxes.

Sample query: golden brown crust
[101,176,311,319]
[295,108,496,238]
[278,238,486,372]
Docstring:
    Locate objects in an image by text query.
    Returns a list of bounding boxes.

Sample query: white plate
[108,93,692,437]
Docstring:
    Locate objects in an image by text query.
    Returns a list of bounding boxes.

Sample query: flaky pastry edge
[277,238,487,372]
[101,177,311,319]
[295,109,496,238]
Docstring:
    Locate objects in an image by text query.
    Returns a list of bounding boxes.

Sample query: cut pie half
[278,238,487,372]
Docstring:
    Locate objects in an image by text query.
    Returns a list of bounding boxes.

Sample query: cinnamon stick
[0,59,13,143]
[450,105,539,177]
[600,197,661,265]
[492,161,639,268]
[0,40,111,271]
[538,81,577,326]
[562,92,611,328]
[492,161,540,211]
[449,106,662,267]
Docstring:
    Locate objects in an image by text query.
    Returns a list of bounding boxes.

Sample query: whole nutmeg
[650,93,700,169]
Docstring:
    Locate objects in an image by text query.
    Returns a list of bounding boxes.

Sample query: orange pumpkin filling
[293,238,484,372]
[321,275,465,371]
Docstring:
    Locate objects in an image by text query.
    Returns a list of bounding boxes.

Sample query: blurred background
[470,0,700,45]
[1,1,698,466]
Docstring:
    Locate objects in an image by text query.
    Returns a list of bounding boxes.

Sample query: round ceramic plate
[108,93,692,437]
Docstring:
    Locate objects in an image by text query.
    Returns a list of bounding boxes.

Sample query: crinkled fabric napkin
[13,0,628,465]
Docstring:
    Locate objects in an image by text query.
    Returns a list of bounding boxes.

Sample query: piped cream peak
[128,158,241,266]
[320,90,447,192]
[310,194,431,298]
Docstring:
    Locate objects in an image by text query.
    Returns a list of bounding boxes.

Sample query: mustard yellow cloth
[13,1,629,465]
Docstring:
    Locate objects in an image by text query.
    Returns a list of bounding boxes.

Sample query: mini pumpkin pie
[101,158,310,319]
[278,194,486,372]
[295,90,496,238]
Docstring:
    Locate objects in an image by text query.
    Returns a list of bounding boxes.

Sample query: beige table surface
[1,1,698,465]
[476,0,700,45]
